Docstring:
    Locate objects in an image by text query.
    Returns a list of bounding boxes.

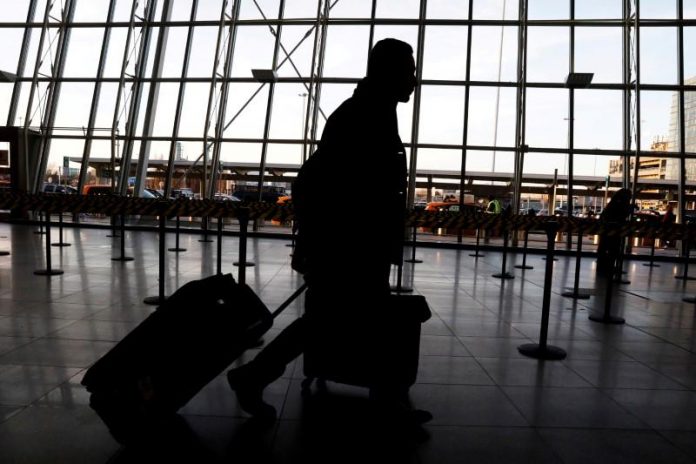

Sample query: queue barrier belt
[0,192,692,240]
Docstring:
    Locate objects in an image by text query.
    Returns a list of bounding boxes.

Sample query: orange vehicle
[82,184,114,196]
[420,200,482,236]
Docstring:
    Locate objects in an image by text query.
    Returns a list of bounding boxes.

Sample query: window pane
[266,143,302,165]
[73,0,110,22]
[323,26,369,78]
[0,84,12,124]
[524,152,565,175]
[640,0,677,19]
[468,86,516,148]
[178,83,208,138]
[53,83,95,131]
[314,84,354,137]
[224,83,270,139]
[418,85,465,145]
[239,0,280,20]
[526,88,568,148]
[161,27,188,78]
[328,0,373,18]
[575,27,622,84]
[640,91,678,153]
[375,0,420,19]
[426,0,469,19]
[187,26,218,78]
[575,0,622,19]
[3,0,32,22]
[474,0,518,20]
[231,26,275,78]
[685,27,696,83]
[372,26,418,50]
[575,90,623,150]
[470,26,518,82]
[527,27,569,83]
[64,28,104,77]
[528,0,569,20]
[170,0,194,21]
[422,26,468,81]
[151,83,179,137]
[0,28,23,72]
[640,27,678,85]
[416,148,461,171]
[275,26,315,78]
[573,154,610,177]
[269,83,312,140]
[284,2,321,18]
[687,0,696,19]
[686,90,696,154]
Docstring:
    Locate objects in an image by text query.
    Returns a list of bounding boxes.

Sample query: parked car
[171,188,194,199]
[145,188,165,198]
[82,184,114,196]
[213,193,241,202]
[421,201,482,236]
[42,183,77,194]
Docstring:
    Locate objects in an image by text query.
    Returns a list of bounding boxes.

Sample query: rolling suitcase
[301,293,431,393]
[81,273,305,445]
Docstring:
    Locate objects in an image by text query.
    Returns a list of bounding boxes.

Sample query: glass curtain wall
[0,0,695,239]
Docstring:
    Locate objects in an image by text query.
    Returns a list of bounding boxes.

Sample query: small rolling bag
[301,293,431,393]
[81,273,304,445]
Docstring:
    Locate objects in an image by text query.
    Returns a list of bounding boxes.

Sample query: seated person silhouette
[596,188,633,277]
[226,38,431,425]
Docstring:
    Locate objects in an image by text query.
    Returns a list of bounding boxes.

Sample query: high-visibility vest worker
[486,197,502,214]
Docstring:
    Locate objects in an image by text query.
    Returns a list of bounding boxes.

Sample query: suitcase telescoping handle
[271,283,308,319]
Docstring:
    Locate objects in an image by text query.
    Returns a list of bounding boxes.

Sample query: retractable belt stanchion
[675,238,695,280]
[236,208,249,285]
[216,216,223,276]
[643,230,660,268]
[589,255,625,324]
[518,222,566,360]
[112,213,134,262]
[493,227,514,279]
[562,225,590,299]
[234,208,255,269]
[286,220,295,248]
[168,216,187,252]
[613,237,631,285]
[144,208,168,305]
[106,210,119,238]
[470,226,485,258]
[199,216,213,243]
[514,227,533,270]
[34,211,45,234]
[34,211,64,276]
[405,225,422,264]
[51,213,70,247]
[391,260,414,293]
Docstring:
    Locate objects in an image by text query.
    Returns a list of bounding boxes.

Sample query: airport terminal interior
[2,0,696,463]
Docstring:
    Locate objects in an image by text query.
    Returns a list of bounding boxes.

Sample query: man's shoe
[226,365,277,420]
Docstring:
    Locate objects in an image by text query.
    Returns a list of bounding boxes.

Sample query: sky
[1,0,696,183]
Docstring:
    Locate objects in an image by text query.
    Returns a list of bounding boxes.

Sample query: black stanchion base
[541,257,559,261]
[517,343,567,360]
[390,285,414,293]
[405,258,423,264]
[0,251,9,256]
[469,253,485,257]
[198,238,214,243]
[233,262,256,267]
[589,314,625,324]
[492,272,514,279]
[168,247,187,252]
[51,242,71,247]
[34,269,64,276]
[112,256,134,262]
[106,234,120,238]
[613,278,631,285]
[675,275,696,281]
[514,264,533,270]
[561,291,591,300]
[643,263,660,267]
[286,243,294,247]
[683,296,696,303]
[143,295,167,305]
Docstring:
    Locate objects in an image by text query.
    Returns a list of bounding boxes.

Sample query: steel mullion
[117,0,159,195]
[308,0,329,150]
[512,0,528,221]
[301,0,323,163]
[458,0,475,213]
[406,0,427,210]
[163,0,198,199]
[79,0,117,197]
[631,0,641,203]
[209,0,242,199]
[7,0,38,126]
[678,0,687,224]
[33,0,77,194]
[133,0,173,198]
[566,0,574,247]
[622,0,632,189]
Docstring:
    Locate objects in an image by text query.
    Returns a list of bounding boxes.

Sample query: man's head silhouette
[366,38,416,103]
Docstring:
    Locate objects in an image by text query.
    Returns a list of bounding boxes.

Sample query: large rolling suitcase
[301,293,431,393]
[81,273,304,445]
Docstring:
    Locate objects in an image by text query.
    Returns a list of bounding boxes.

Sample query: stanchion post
[34,212,64,276]
[514,228,533,270]
[51,213,71,247]
[518,222,566,360]
[199,216,213,243]
[390,260,414,293]
[562,225,590,299]
[235,208,249,285]
[589,254,625,324]
[217,216,223,276]
[613,237,631,284]
[492,228,514,279]
[106,213,119,238]
[405,225,423,264]
[34,211,45,234]
[675,239,695,280]
[643,233,660,268]
[470,226,485,258]
[168,216,187,252]
[144,209,167,305]
[112,214,134,262]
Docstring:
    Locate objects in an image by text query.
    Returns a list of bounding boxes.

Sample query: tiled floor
[1,222,696,463]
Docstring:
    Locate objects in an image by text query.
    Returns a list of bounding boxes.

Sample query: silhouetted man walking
[227,38,430,424]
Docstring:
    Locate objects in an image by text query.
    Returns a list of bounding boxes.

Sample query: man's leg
[227,316,307,418]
